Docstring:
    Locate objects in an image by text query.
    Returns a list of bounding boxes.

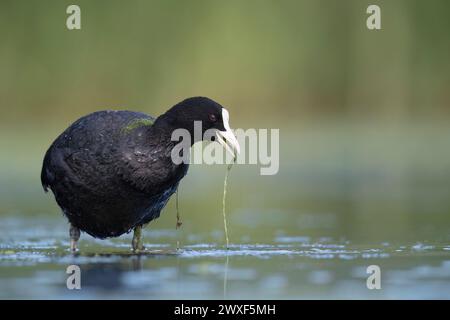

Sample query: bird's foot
[70,240,78,252]
[69,224,80,252]
[132,225,144,253]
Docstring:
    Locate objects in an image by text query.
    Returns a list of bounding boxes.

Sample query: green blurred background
[1,0,450,243]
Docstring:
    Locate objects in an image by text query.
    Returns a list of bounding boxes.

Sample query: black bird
[41,97,240,252]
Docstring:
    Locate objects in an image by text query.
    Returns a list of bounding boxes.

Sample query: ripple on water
[411,243,435,251]
[0,240,401,264]
[180,248,298,259]
[0,217,446,265]
[274,236,310,244]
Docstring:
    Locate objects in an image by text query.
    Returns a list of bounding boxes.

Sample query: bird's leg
[69,224,80,252]
[176,189,182,229]
[132,225,144,253]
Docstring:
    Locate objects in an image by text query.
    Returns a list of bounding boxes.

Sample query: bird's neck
[153,112,200,146]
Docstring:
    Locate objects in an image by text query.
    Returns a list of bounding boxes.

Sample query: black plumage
[41,97,238,250]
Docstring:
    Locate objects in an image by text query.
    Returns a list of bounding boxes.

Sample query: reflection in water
[67,257,145,292]
[223,254,229,299]
[81,263,128,291]
[131,256,144,271]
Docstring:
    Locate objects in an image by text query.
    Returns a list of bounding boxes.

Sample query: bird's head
[160,97,241,158]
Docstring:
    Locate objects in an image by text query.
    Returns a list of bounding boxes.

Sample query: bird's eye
[209,114,217,122]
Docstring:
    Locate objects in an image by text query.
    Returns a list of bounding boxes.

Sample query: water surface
[1,216,449,299]
[1,127,450,299]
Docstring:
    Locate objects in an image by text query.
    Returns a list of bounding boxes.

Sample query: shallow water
[1,126,450,299]
[1,216,449,299]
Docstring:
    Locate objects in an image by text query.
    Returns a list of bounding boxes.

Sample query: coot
[41,97,240,252]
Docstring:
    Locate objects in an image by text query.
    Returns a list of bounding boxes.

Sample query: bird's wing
[117,138,182,195]
[41,110,154,194]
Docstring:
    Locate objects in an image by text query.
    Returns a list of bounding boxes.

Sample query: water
[1,125,450,299]
[0,216,449,299]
